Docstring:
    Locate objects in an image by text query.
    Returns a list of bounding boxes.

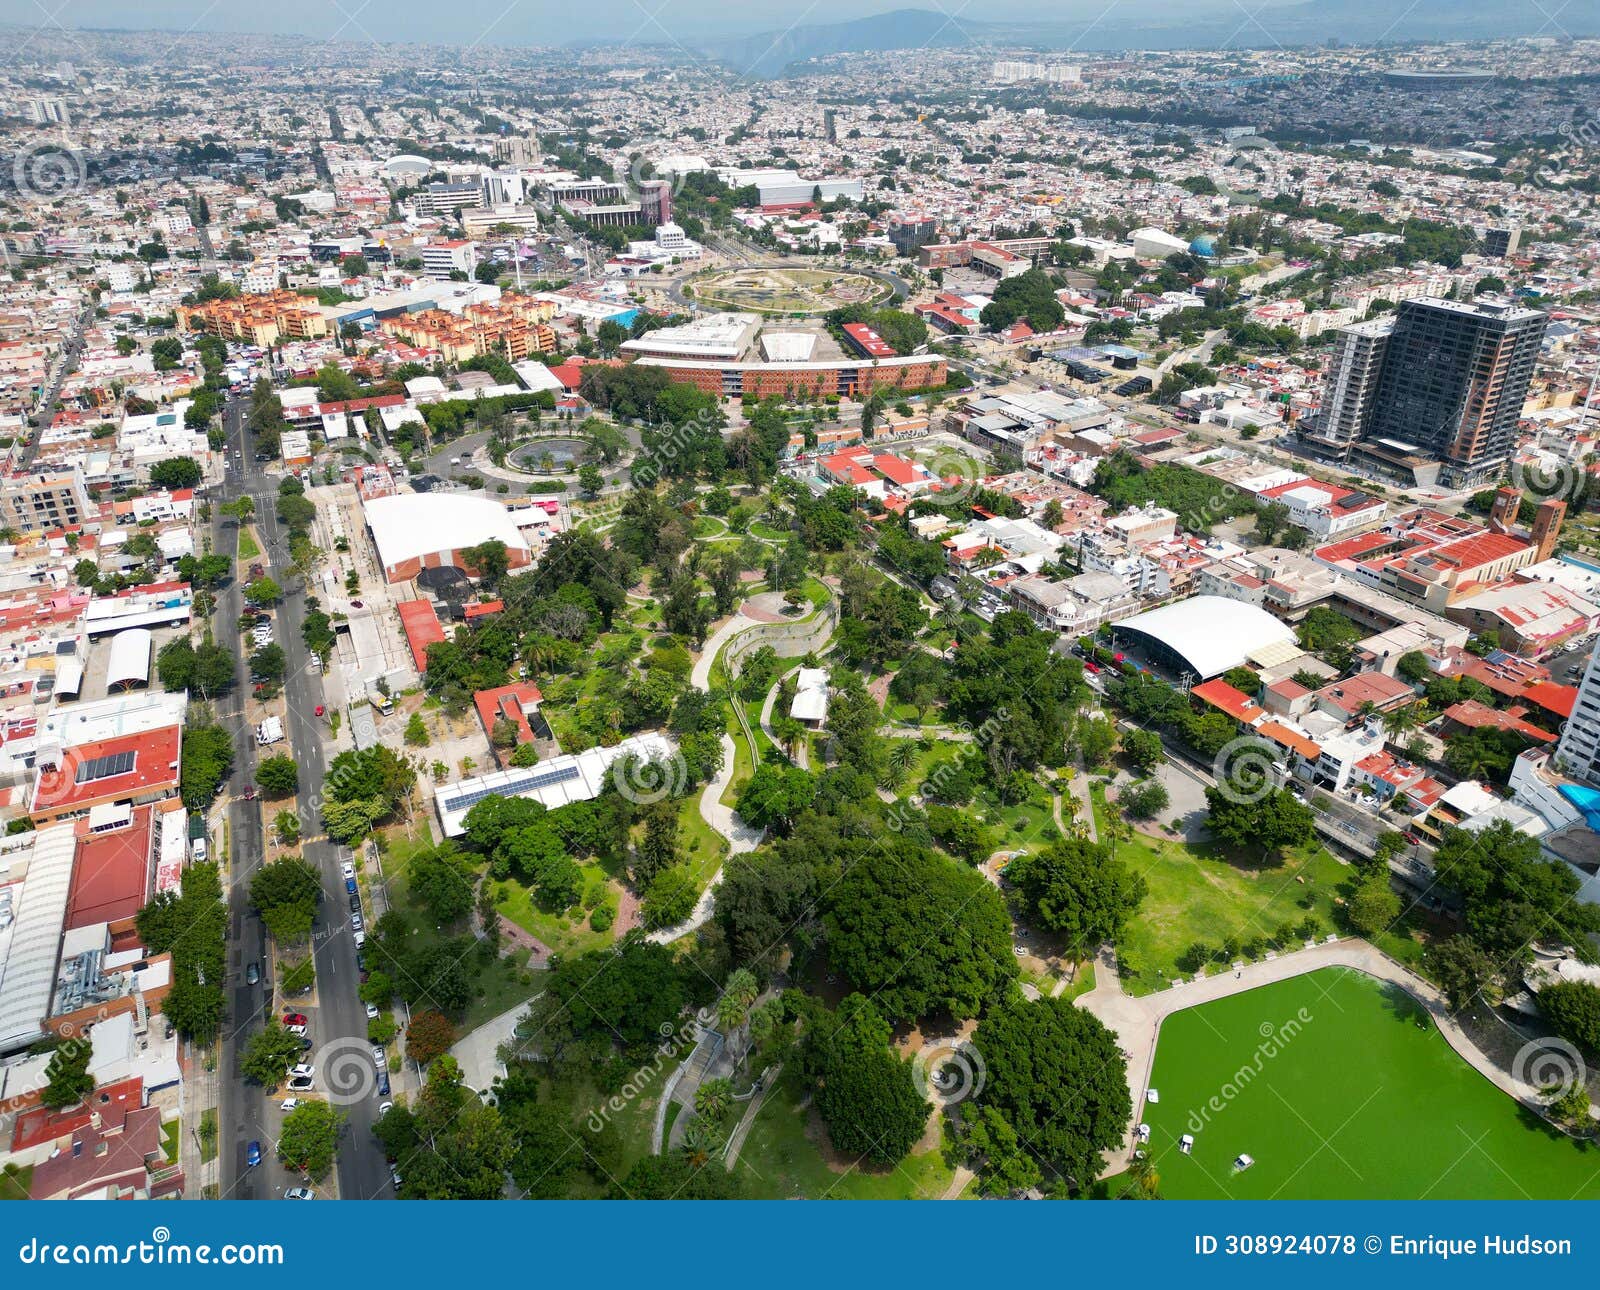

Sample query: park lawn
[676,794,728,891]
[692,515,727,539]
[731,1068,956,1200]
[375,826,545,1029]
[237,527,260,561]
[0,1164,32,1200]
[973,779,1064,854]
[1057,960,1097,1002]
[161,1117,180,1164]
[1093,787,1349,995]
[1142,968,1600,1199]
[749,519,790,542]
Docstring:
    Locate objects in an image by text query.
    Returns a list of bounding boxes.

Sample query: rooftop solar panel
[75,749,136,784]
[442,763,581,815]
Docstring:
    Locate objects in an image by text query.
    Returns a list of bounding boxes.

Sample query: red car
[282,1012,307,1026]
[1083,661,1100,674]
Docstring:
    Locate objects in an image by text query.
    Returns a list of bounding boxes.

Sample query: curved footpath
[650,596,836,943]
[1077,938,1552,1180]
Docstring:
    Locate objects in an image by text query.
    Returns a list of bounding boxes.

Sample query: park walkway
[1077,938,1550,1177]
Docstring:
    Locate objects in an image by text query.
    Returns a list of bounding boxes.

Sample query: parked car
[286,1024,307,1037]
[289,1063,314,1079]
[350,912,363,931]
[349,893,361,914]
[282,1012,306,1026]
[287,1074,314,1092]
[284,1187,315,1200]
[372,1046,386,1067]
[245,962,259,985]
[246,1141,262,1168]
[378,1102,393,1117]
[377,1072,390,1097]
[341,862,356,880]
[389,1163,402,1188]
[345,877,357,895]
[280,1097,300,1112]
[365,1002,380,1020]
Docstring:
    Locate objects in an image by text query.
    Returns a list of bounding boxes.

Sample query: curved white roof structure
[106,628,153,689]
[1110,596,1298,680]
[364,493,531,572]
[382,154,433,177]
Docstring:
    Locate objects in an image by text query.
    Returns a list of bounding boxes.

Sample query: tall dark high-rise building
[640,179,672,227]
[1308,297,1546,487]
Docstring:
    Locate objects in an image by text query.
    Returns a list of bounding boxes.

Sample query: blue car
[345,877,357,895]
[246,1140,262,1168]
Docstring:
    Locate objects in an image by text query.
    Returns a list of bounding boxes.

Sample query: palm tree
[1381,702,1423,743]
[888,739,919,782]
[717,969,759,1068]
[694,1077,733,1122]
[682,1117,723,1167]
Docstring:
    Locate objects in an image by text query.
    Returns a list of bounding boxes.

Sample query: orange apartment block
[379,298,558,363]
[177,290,330,345]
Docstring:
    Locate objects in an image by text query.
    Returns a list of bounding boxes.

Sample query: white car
[341,862,356,880]
[365,1002,379,1019]
[389,1164,402,1188]
[287,1074,315,1092]
[286,1024,307,1037]
[280,1096,300,1112]
[353,929,366,947]
[289,1063,314,1080]
[284,1187,315,1200]
[372,1046,386,1066]
[378,1101,393,1116]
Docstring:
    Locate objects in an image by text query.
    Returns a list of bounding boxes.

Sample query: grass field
[1141,968,1600,1199]
[691,266,894,316]
[237,527,260,561]
[1094,787,1348,994]
[731,1068,956,1199]
[0,1164,32,1200]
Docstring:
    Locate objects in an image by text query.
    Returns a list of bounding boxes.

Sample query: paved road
[19,299,92,469]
[215,398,393,1201]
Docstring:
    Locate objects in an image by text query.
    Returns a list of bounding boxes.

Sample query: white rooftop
[364,493,531,571]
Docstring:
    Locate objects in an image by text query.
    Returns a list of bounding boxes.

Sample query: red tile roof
[31,727,182,817]
[11,1078,144,1151]
[66,805,153,929]
[473,682,545,756]
[396,599,447,673]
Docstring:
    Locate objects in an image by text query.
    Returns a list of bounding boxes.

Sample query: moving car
[246,1141,262,1168]
[245,962,260,985]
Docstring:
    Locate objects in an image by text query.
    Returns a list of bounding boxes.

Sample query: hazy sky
[0,0,1294,45]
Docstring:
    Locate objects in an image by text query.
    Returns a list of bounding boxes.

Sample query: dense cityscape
[4,9,1600,1209]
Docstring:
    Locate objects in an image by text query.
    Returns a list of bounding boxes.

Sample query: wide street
[214,398,393,1200]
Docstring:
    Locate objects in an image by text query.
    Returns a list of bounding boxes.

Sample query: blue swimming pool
[1559,783,1600,830]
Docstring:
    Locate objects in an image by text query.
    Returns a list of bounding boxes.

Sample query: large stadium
[688,266,897,316]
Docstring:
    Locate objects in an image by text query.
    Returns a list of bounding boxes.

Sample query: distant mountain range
[687,2,1600,77]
